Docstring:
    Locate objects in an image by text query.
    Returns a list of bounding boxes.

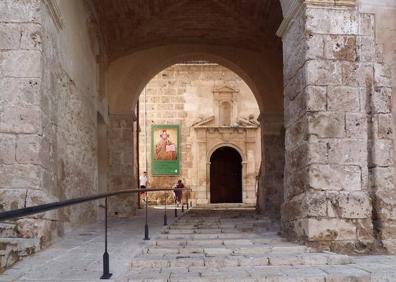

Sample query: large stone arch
[107,44,283,115]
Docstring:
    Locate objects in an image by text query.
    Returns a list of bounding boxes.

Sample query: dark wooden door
[210,147,242,203]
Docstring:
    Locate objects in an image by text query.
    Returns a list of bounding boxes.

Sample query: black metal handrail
[0,187,191,279]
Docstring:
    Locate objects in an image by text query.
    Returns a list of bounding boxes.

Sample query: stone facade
[138,64,261,206]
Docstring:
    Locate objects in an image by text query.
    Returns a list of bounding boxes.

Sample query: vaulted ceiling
[93,0,283,60]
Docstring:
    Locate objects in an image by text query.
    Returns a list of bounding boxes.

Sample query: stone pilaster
[257,113,284,218]
[280,2,394,253]
[108,114,136,217]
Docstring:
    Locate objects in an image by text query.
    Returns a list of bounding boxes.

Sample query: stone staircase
[121,209,374,281]
[0,222,40,272]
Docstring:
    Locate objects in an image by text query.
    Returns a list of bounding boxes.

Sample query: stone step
[171,219,273,227]
[131,252,351,270]
[155,238,256,247]
[124,265,371,282]
[125,209,358,281]
[144,245,311,256]
[0,238,40,272]
[158,232,262,240]
[142,244,308,255]
[0,223,18,238]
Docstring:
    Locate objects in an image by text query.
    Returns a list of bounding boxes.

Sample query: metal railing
[0,187,191,279]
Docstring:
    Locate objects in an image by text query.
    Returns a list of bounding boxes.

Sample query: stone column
[279,1,395,252]
[108,114,136,217]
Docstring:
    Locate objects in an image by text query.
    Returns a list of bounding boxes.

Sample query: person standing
[139,172,148,198]
[173,179,184,205]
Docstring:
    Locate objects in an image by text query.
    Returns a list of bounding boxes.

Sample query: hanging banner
[151,124,180,175]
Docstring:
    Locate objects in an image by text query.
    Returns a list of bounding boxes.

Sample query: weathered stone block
[346,113,367,139]
[20,24,42,50]
[324,35,357,61]
[305,60,341,86]
[308,112,345,138]
[0,50,41,78]
[305,7,358,35]
[356,218,375,242]
[0,0,41,23]
[0,105,41,134]
[0,78,41,107]
[284,168,306,200]
[341,62,373,88]
[0,164,42,189]
[0,134,16,164]
[369,139,393,167]
[0,24,21,49]
[302,218,357,241]
[357,36,376,62]
[370,167,394,191]
[307,164,361,191]
[371,87,392,114]
[328,139,366,165]
[285,115,308,149]
[358,13,375,37]
[284,68,305,100]
[303,192,328,218]
[306,33,324,59]
[327,86,360,112]
[0,189,27,210]
[306,86,327,112]
[16,135,47,165]
[377,114,393,139]
[327,191,372,219]
[374,64,392,87]
[285,92,305,126]
[25,189,58,220]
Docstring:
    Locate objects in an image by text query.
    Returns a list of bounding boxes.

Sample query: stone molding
[43,0,64,31]
[277,0,357,38]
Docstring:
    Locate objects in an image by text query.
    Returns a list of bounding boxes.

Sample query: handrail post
[138,192,142,209]
[100,197,112,279]
[187,194,189,210]
[164,191,167,226]
[182,202,184,213]
[144,191,150,240]
[174,196,178,218]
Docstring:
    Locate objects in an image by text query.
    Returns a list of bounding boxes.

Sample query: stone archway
[210,146,243,203]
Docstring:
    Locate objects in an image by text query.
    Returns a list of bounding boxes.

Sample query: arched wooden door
[210,147,242,203]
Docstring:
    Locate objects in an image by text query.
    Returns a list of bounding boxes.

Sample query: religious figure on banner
[154,129,177,160]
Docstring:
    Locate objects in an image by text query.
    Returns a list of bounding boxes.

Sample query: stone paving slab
[0,206,183,281]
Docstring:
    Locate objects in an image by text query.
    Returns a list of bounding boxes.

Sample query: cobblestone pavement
[122,209,396,282]
[3,208,396,281]
[0,205,180,281]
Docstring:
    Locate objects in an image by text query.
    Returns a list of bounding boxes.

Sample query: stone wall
[108,114,136,217]
[280,2,395,254]
[0,0,102,270]
[138,64,261,205]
